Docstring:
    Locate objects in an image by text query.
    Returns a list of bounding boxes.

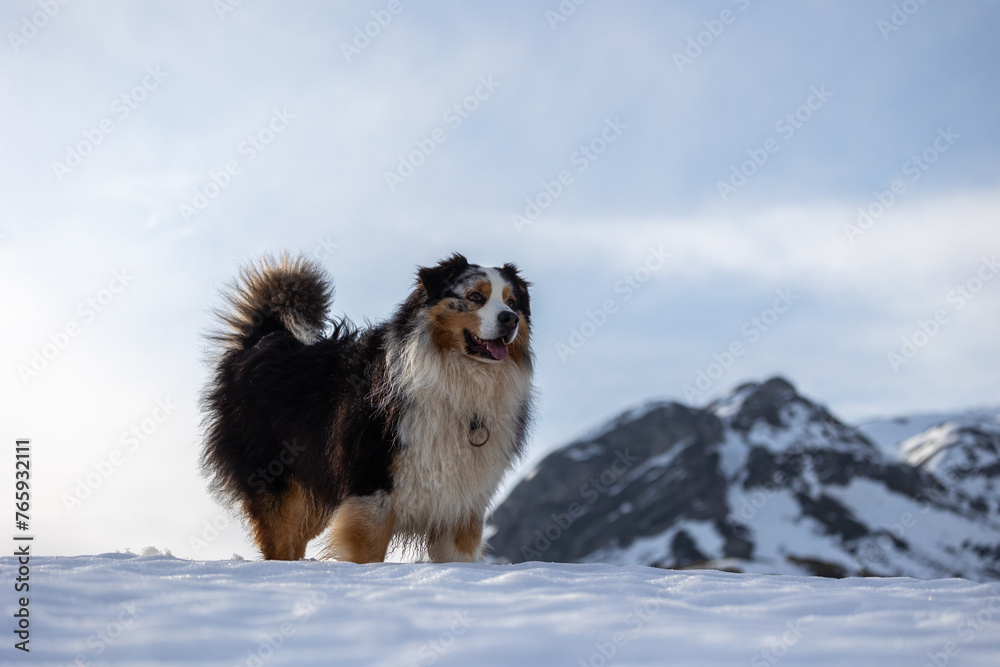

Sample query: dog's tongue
[486,338,509,361]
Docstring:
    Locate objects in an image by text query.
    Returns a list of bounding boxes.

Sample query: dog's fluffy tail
[211,254,332,350]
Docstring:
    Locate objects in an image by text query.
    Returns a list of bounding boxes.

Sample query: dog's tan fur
[245,481,331,561]
[321,493,397,563]
[428,304,481,352]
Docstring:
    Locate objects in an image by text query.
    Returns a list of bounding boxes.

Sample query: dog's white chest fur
[387,342,531,534]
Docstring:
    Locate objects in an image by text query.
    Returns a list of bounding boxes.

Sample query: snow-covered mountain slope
[858,412,969,454]
[4,553,1000,666]
[488,378,1000,581]
[858,408,1000,530]
[858,409,1000,458]
[898,410,1000,525]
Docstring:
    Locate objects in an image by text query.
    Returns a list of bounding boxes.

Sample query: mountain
[487,377,1000,580]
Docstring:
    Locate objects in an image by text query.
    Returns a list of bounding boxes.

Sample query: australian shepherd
[200,253,534,563]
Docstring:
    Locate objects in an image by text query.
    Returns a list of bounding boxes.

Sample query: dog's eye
[506,299,516,309]
[467,291,485,304]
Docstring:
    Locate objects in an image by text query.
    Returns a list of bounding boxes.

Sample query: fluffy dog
[200,253,534,562]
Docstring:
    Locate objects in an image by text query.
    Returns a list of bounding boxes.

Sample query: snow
[583,526,681,565]
[899,411,1000,469]
[707,383,757,419]
[564,442,606,462]
[858,408,1000,457]
[859,412,965,454]
[715,431,748,480]
[726,485,859,576]
[5,554,1000,666]
[822,478,991,579]
[901,424,961,469]
[583,520,725,567]
[744,402,826,453]
[679,521,726,558]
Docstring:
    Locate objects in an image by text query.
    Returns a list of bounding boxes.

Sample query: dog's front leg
[428,514,483,563]
[323,493,396,563]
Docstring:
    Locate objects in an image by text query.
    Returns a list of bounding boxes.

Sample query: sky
[1,0,998,559]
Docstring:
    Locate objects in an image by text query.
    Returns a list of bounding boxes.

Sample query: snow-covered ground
[4,553,1000,666]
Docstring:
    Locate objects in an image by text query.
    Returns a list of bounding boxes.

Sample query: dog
[200,253,534,563]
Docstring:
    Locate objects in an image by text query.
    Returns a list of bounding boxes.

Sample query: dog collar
[469,414,490,447]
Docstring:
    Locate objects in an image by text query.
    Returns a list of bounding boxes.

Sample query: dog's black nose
[498,310,519,329]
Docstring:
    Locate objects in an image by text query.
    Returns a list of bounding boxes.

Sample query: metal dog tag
[469,414,490,447]
[469,426,490,447]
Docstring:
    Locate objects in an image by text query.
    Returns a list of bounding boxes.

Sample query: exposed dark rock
[670,530,707,567]
[794,493,869,542]
[717,520,754,560]
[785,556,848,579]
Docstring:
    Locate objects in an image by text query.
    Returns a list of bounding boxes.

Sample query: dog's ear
[500,262,531,321]
[418,253,470,304]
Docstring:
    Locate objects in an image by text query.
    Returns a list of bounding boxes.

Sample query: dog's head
[417,253,531,364]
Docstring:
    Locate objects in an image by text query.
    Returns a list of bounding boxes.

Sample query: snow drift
[3,552,1000,666]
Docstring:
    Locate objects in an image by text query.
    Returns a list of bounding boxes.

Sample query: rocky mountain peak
[710,376,799,428]
[487,378,1000,581]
